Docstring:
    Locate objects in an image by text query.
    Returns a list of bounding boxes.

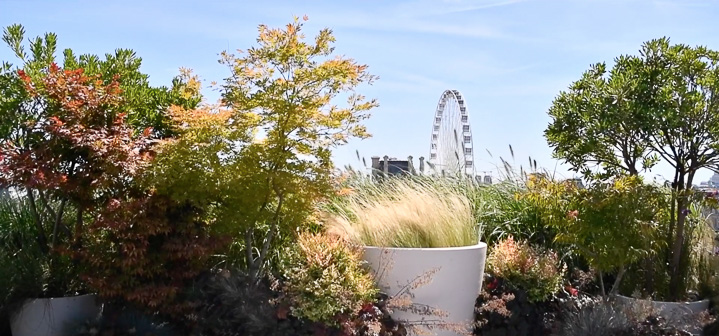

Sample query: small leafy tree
[0,24,209,317]
[70,71,221,324]
[525,176,666,296]
[639,38,719,298]
[148,16,378,282]
[0,62,152,258]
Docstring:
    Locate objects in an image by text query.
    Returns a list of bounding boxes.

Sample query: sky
[2,0,719,183]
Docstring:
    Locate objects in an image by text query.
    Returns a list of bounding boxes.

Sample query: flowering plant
[486,236,565,303]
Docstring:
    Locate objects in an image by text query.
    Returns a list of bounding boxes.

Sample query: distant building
[564,178,585,189]
[711,173,719,187]
[370,156,420,177]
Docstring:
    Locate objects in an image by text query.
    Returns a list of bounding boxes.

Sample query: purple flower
[681,208,691,216]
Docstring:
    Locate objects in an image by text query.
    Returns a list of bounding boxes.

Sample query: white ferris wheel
[428,89,475,177]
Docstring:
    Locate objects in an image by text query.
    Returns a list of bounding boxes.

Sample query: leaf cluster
[487,236,566,302]
[524,176,667,274]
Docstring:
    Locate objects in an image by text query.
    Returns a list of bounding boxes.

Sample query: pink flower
[565,285,578,296]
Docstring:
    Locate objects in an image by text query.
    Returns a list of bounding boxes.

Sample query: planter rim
[613,294,710,305]
[363,241,487,251]
[18,293,97,305]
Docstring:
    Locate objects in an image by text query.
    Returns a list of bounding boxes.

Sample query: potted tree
[526,175,711,325]
[0,26,198,336]
[326,176,486,336]
[545,37,719,306]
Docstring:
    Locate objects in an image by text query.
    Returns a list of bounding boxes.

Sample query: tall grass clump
[0,192,45,319]
[325,176,479,248]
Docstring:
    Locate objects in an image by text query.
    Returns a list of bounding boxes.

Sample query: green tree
[148,16,378,282]
[0,24,204,301]
[546,38,719,300]
[639,38,719,298]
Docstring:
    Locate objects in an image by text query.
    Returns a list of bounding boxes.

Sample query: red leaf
[142,127,153,137]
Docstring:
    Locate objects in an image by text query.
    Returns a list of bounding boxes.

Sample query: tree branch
[254,186,284,283]
[25,187,49,254]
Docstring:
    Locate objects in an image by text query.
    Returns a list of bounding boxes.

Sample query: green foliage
[545,58,656,180]
[147,17,378,281]
[473,179,559,249]
[525,175,666,295]
[281,232,377,326]
[487,237,565,302]
[0,193,85,312]
[0,193,44,310]
[545,37,719,300]
[324,175,479,248]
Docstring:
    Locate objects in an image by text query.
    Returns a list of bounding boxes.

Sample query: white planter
[363,243,487,336]
[614,295,709,335]
[10,294,101,336]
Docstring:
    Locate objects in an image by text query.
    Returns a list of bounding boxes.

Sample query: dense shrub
[524,176,666,296]
[473,179,557,250]
[281,232,378,326]
[78,193,222,326]
[486,236,565,303]
[556,299,713,336]
[474,275,585,336]
[189,269,313,336]
[189,267,403,336]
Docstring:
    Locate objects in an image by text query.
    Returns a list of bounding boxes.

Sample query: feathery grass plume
[325,176,479,248]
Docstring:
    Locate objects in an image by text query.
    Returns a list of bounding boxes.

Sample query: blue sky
[2,0,719,183]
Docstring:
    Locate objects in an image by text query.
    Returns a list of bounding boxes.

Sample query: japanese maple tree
[0,63,152,253]
[148,16,379,282]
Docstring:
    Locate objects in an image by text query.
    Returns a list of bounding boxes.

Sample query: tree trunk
[25,187,49,254]
[666,171,678,265]
[669,173,687,301]
[51,198,67,249]
[609,267,627,296]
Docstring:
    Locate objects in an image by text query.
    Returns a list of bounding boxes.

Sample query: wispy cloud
[317,10,506,39]
[373,72,454,94]
[418,0,528,16]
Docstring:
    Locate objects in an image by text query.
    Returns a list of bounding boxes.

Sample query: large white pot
[614,295,709,335]
[10,294,101,336]
[363,243,487,336]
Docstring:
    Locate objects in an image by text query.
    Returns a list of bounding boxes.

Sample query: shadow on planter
[10,294,101,336]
